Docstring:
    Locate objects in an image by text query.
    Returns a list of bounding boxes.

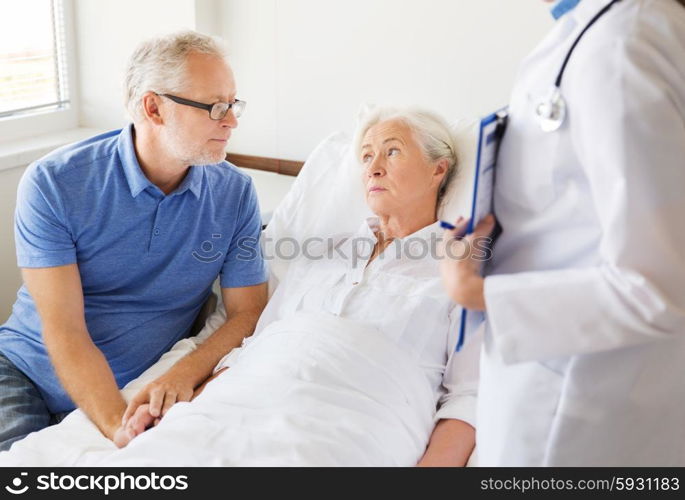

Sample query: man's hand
[122,366,195,425]
[113,404,158,448]
[192,367,228,400]
[118,364,229,442]
[439,215,496,311]
[121,283,267,427]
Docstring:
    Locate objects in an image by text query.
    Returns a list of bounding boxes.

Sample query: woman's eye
[362,153,373,163]
[388,148,400,157]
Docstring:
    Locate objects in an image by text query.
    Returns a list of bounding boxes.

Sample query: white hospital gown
[220,216,481,426]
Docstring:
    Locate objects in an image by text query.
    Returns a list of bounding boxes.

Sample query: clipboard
[455,108,508,352]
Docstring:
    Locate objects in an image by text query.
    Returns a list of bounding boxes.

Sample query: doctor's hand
[121,366,196,429]
[439,214,497,311]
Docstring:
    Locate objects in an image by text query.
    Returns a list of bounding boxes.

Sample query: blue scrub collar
[551,0,581,19]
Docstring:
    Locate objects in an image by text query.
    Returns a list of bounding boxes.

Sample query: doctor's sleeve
[434,308,481,428]
[484,36,685,363]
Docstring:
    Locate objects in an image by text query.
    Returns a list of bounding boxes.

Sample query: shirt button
[154,228,160,235]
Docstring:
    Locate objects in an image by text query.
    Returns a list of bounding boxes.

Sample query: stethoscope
[535,0,623,132]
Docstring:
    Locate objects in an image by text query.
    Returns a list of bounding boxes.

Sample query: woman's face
[359,119,446,219]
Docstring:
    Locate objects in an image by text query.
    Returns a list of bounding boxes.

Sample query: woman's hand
[113,366,229,448]
[121,365,196,428]
[113,403,158,448]
[439,214,496,311]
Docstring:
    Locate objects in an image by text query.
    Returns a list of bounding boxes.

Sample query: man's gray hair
[123,30,229,122]
[353,105,459,206]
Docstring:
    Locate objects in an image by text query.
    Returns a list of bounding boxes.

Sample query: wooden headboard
[226,153,304,177]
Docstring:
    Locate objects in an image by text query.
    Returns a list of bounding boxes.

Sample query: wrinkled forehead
[361,119,415,149]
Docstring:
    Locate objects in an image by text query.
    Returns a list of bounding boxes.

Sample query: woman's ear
[434,158,449,181]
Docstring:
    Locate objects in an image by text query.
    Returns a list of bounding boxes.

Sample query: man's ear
[141,92,164,125]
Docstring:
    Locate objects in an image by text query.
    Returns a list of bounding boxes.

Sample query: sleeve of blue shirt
[220,178,268,288]
[14,163,77,268]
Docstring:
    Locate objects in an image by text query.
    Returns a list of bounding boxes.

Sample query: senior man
[0,31,268,450]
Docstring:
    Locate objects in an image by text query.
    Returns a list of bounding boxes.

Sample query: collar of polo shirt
[118,124,204,199]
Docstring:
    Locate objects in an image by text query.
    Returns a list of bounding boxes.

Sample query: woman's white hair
[353,105,459,205]
[123,30,229,122]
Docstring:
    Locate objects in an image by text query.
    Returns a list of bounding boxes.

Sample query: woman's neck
[376,210,437,240]
[365,208,437,268]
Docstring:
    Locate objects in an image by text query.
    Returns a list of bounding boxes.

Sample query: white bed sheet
[1,312,444,466]
[0,305,225,467]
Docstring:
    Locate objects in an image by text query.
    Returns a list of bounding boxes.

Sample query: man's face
[159,52,238,166]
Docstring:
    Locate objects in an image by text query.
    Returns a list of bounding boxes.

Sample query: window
[0,0,77,142]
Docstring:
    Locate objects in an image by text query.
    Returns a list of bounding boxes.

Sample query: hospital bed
[0,120,479,467]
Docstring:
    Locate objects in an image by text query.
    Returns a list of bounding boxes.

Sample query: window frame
[0,0,79,143]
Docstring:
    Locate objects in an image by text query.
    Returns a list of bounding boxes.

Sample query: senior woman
[92,107,481,467]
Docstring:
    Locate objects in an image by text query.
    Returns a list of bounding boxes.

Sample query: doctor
[441,0,685,465]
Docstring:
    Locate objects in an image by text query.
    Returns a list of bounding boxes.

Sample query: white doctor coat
[478,0,685,466]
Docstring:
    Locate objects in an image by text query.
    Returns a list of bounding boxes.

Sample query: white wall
[71,0,553,159]
[2,0,553,319]
[74,0,197,129]
[219,0,553,161]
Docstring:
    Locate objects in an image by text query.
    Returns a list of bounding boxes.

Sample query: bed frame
[226,153,303,177]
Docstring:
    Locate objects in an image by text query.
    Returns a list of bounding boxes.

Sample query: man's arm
[122,282,268,425]
[22,264,127,440]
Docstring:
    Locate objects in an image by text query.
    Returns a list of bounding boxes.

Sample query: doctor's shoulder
[560,0,685,125]
[569,0,685,67]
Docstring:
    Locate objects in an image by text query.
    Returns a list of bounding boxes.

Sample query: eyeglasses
[158,93,246,120]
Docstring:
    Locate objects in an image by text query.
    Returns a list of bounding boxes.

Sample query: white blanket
[0,333,202,467]
[0,312,437,466]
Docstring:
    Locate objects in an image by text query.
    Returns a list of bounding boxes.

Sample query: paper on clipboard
[455,108,508,352]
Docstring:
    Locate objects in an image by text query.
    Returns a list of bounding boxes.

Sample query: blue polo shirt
[0,124,267,413]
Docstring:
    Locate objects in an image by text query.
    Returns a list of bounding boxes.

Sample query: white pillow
[441,118,480,223]
[262,119,480,291]
[262,132,370,291]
